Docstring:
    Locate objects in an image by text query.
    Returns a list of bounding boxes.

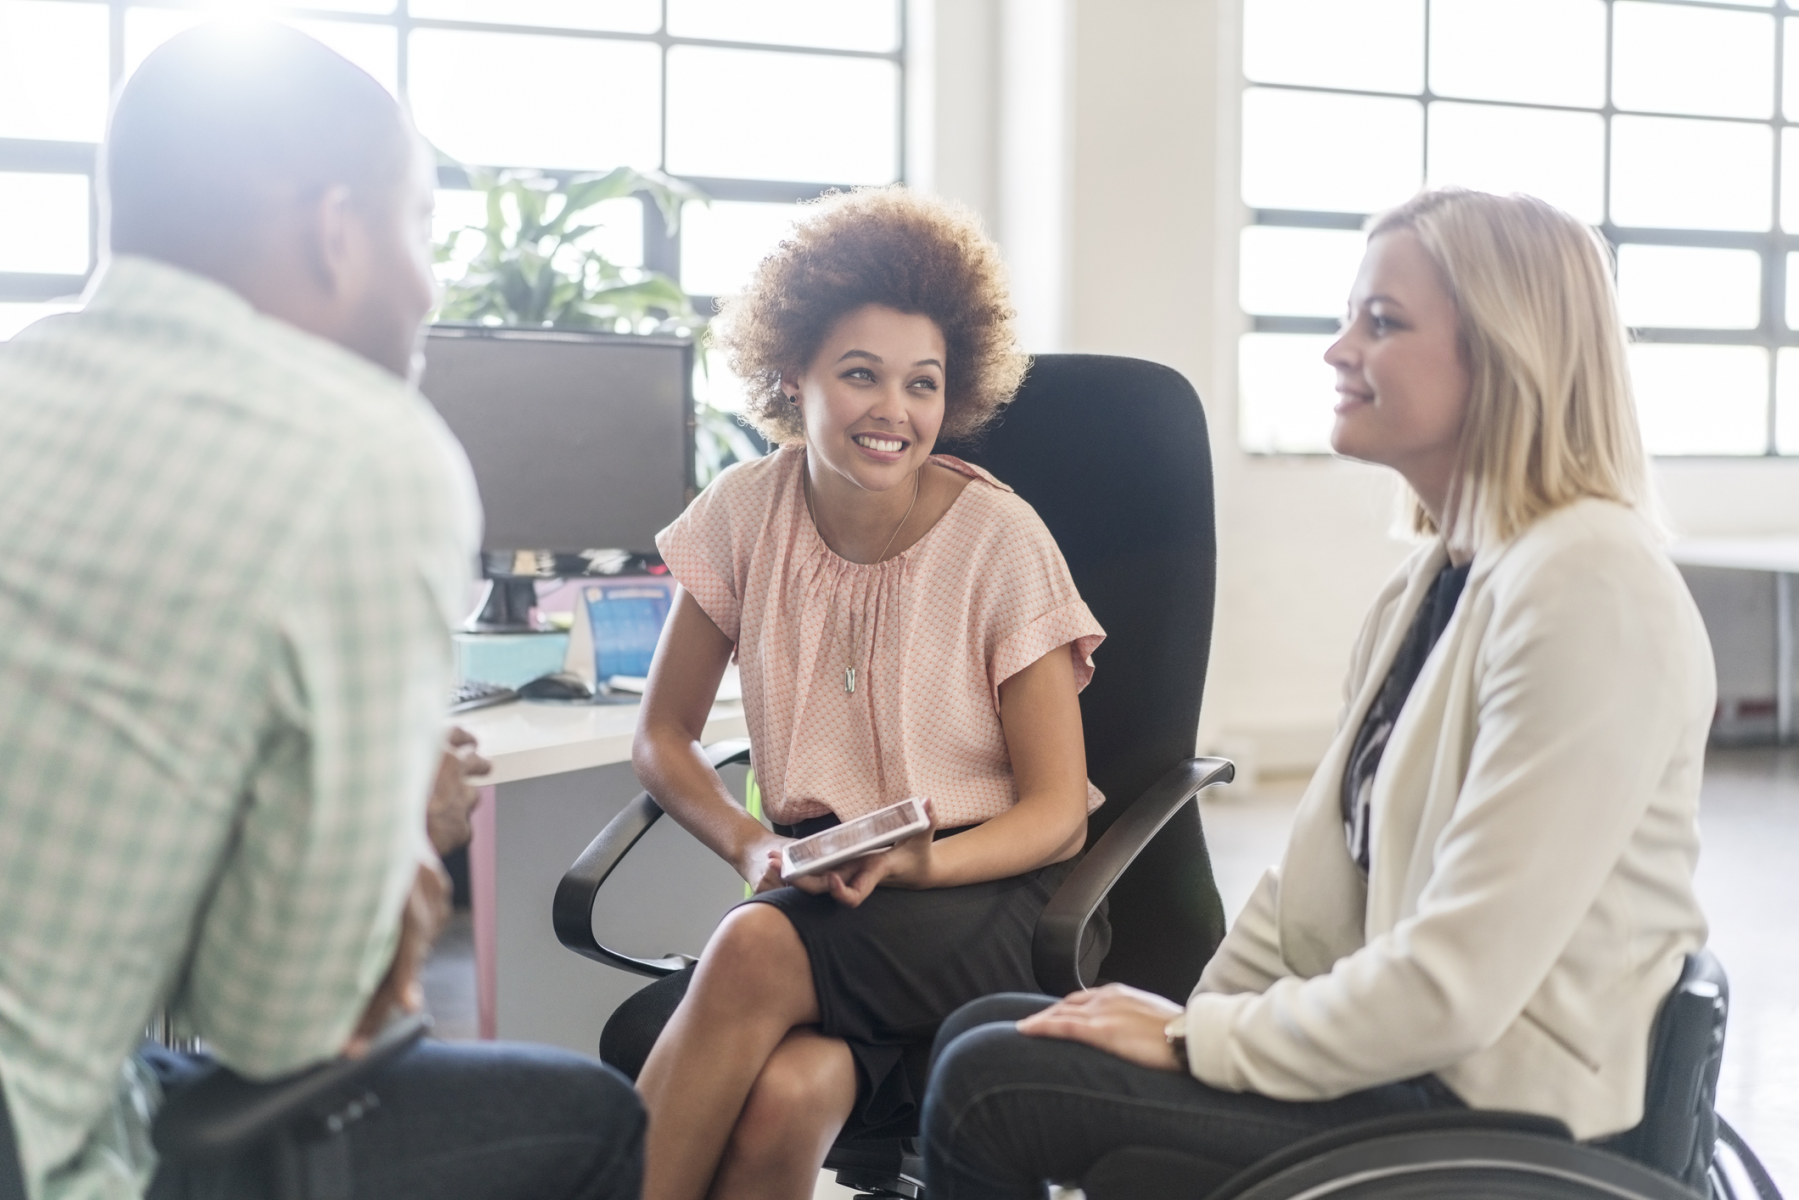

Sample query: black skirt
[749,849,1098,1137]
[599,828,1105,1140]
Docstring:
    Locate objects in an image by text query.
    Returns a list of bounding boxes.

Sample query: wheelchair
[1077,948,1786,1200]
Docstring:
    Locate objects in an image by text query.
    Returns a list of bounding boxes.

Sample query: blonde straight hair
[1367,189,1651,554]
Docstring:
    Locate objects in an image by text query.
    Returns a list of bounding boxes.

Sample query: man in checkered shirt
[0,22,642,1200]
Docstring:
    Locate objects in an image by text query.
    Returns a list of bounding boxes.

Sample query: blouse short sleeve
[655,465,749,644]
[970,489,1105,708]
[992,602,1104,701]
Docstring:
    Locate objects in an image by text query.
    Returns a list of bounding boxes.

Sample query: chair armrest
[151,1012,430,1161]
[1032,756,1235,996]
[551,738,752,978]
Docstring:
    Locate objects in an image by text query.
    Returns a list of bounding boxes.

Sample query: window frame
[0,0,909,314]
[1241,0,1797,457]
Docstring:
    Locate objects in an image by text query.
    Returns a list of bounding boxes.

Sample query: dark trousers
[143,1040,643,1200]
[920,994,1463,1200]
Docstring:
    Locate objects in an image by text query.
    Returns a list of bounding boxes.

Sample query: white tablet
[780,798,931,881]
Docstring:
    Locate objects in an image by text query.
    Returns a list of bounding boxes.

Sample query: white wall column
[908,0,997,219]
[912,0,1071,352]
[997,0,1073,351]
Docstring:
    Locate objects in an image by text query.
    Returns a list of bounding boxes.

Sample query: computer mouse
[517,671,595,702]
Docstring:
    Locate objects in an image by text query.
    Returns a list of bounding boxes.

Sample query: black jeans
[920,994,1463,1200]
[143,1040,642,1200]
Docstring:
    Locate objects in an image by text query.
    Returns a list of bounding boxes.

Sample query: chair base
[824,1137,924,1200]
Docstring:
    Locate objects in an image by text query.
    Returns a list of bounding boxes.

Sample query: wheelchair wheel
[1230,1129,1701,1200]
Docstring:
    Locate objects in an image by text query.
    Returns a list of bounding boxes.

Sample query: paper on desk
[605,663,742,702]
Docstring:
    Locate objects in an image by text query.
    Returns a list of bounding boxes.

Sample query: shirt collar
[82,253,261,329]
[83,252,417,399]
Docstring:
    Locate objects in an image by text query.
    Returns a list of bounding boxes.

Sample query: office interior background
[2,0,1795,1193]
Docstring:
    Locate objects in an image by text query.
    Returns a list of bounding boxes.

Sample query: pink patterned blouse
[656,445,1106,828]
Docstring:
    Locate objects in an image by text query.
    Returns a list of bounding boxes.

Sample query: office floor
[424,745,1799,1197]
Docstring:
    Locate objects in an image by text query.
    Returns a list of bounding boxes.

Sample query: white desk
[455,698,749,1053]
[1670,537,1799,743]
[460,696,747,786]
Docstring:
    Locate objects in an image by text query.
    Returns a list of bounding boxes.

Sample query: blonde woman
[920,188,1716,1197]
[622,187,1106,1200]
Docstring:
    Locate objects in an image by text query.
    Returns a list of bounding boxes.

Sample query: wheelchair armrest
[151,1012,430,1161]
[551,738,752,979]
[1032,756,1234,996]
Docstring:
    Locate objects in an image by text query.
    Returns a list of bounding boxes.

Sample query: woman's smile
[851,431,909,459]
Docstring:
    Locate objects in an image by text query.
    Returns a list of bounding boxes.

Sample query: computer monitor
[420,326,694,628]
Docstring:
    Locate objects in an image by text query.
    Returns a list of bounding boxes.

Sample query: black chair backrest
[950,353,1226,999]
[1599,949,1729,1190]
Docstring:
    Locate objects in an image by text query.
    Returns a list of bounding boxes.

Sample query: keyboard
[450,679,518,714]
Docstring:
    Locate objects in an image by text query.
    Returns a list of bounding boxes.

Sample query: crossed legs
[637,902,858,1200]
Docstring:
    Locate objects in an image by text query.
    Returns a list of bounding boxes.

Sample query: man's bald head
[107,22,410,261]
[102,21,439,378]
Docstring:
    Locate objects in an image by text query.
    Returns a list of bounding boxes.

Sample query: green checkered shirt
[0,257,481,1200]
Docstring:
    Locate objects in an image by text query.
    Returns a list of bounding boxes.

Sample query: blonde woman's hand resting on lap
[1017,984,1185,1072]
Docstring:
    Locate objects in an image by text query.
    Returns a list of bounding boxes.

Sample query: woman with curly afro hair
[615,186,1110,1200]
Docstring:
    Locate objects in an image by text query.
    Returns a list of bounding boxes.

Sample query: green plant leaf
[628,167,710,232]
[561,166,639,210]
[430,162,713,332]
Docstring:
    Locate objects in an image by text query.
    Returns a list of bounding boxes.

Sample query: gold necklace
[805,464,920,694]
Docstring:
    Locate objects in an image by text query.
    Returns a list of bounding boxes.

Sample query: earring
[788,393,799,404]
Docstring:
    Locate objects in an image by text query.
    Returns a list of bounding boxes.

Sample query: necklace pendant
[844,667,856,694]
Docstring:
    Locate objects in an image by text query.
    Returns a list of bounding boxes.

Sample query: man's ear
[303,183,357,297]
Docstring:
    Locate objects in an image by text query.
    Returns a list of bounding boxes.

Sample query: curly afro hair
[711,186,1028,446]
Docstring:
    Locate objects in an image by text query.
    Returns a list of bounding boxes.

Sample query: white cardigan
[1178,498,1714,1140]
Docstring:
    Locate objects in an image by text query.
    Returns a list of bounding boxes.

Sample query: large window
[1238,0,1798,457]
[0,0,905,336]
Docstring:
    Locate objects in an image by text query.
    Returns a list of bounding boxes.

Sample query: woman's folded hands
[778,798,941,908]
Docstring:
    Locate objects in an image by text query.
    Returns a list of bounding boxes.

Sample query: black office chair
[0,1015,426,1200]
[143,1013,431,1200]
[553,353,1236,1197]
[1080,951,1784,1200]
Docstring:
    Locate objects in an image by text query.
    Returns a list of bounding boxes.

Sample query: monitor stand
[471,578,541,632]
